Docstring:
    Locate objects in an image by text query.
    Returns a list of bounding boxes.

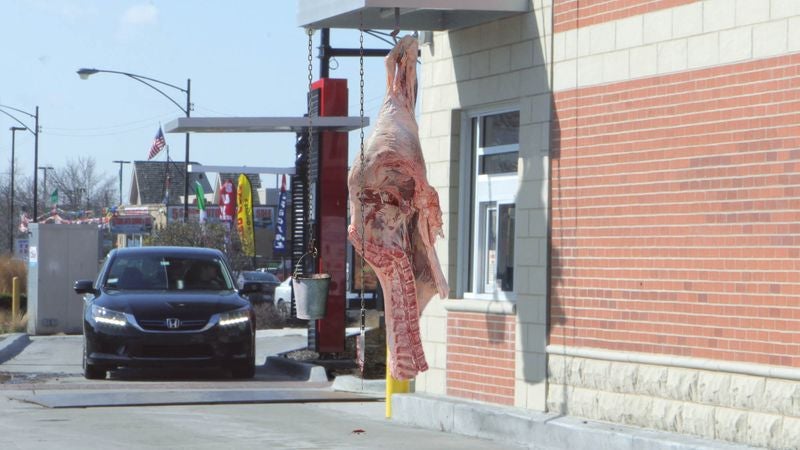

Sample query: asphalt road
[0,331,523,450]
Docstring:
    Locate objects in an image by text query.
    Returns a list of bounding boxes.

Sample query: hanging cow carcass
[348,36,449,381]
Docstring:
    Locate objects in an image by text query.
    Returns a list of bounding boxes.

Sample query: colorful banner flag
[273,174,288,253]
[219,179,235,222]
[50,188,58,214]
[195,180,206,224]
[236,174,255,257]
[148,126,166,160]
[19,212,30,233]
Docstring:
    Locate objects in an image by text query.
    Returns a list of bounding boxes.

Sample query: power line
[45,111,175,132]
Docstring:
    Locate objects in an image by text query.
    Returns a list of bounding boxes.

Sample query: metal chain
[359,23,367,336]
[306,27,317,259]
[356,16,370,382]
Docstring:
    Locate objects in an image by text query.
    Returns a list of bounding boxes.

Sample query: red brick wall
[553,0,697,33]
[447,312,516,405]
[550,54,800,367]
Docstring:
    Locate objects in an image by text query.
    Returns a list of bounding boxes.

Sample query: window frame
[457,104,520,301]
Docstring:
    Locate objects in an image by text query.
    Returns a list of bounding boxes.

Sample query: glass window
[482,111,520,147]
[496,204,515,292]
[464,108,519,296]
[479,152,518,174]
[483,204,498,291]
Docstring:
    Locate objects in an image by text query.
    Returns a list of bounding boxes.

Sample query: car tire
[83,346,107,380]
[231,360,256,379]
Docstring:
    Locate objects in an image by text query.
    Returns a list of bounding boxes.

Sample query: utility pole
[38,166,54,212]
[112,160,131,205]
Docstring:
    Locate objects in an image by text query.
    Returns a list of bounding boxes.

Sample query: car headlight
[91,305,127,327]
[219,309,250,327]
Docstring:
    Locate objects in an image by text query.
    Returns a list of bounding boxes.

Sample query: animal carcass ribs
[348,36,448,380]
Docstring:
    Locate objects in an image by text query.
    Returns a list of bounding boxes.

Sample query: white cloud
[116,3,159,42]
[121,3,159,27]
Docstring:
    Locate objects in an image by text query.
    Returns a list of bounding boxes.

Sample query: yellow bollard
[12,276,20,319]
[385,345,409,418]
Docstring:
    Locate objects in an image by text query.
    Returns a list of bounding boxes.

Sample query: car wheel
[83,345,107,380]
[231,360,255,379]
[276,301,291,321]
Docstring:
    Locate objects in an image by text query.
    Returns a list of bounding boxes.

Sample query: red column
[312,78,347,353]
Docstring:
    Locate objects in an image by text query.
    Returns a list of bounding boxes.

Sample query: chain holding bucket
[293,27,331,322]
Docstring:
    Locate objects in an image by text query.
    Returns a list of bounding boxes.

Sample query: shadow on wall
[548,92,573,413]
[432,9,557,391]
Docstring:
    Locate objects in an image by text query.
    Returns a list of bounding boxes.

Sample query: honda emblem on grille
[165,318,181,329]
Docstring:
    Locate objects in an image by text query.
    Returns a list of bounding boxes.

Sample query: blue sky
[0,1,394,197]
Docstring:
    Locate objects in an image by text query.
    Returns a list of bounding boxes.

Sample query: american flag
[147,126,166,160]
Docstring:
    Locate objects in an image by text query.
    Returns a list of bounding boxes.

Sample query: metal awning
[164,116,368,134]
[187,164,295,175]
[297,0,529,31]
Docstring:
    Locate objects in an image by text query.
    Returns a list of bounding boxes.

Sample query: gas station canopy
[164,116,367,134]
[296,0,530,31]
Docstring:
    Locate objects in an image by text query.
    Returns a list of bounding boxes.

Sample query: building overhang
[163,116,368,134]
[296,0,529,31]
[187,164,295,175]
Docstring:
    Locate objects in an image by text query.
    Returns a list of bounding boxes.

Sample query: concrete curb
[0,333,30,364]
[331,374,386,396]
[265,356,329,382]
[391,394,756,450]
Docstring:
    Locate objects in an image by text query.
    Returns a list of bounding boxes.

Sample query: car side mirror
[73,280,97,296]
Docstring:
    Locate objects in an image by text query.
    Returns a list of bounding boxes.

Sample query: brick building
[302,1,800,447]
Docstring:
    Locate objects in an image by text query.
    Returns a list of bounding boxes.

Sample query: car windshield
[104,254,233,291]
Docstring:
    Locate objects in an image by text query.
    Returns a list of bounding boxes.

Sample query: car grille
[134,344,213,358]
[137,318,209,331]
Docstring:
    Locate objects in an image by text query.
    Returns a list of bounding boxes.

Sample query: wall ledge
[547,345,800,382]
[443,299,517,315]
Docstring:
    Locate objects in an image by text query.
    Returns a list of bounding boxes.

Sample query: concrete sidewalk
[390,394,758,450]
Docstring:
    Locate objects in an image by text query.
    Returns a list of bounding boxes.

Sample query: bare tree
[0,172,10,255]
[48,156,115,216]
[0,162,32,255]
[0,156,114,255]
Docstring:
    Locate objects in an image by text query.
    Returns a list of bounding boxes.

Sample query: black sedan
[73,246,258,380]
[237,270,281,304]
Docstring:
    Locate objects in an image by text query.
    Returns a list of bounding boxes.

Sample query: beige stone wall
[415,1,553,411]
[548,353,800,449]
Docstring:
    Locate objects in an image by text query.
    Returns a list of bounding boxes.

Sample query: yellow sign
[236,174,255,256]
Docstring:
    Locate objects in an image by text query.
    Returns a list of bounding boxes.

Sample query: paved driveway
[0,330,520,450]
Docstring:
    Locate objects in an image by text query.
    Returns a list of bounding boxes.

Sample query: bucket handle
[293,251,322,280]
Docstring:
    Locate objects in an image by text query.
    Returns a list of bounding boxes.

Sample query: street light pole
[38,166,54,212]
[112,160,131,205]
[183,79,191,222]
[0,104,40,222]
[34,106,39,221]
[8,126,25,253]
[77,68,192,221]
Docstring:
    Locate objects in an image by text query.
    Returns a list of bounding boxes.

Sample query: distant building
[122,160,211,229]
[128,160,211,207]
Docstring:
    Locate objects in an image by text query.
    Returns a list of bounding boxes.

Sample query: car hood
[96,290,249,319]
